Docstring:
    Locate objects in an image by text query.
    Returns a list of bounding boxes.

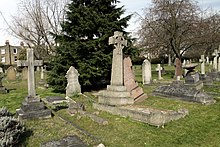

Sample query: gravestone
[182,60,186,66]
[6,66,16,81]
[40,66,44,80]
[0,73,8,94]
[212,49,218,71]
[183,63,203,90]
[16,48,51,120]
[155,64,162,80]
[218,57,220,72]
[199,55,206,75]
[22,67,28,80]
[153,81,215,105]
[65,66,81,98]
[142,59,151,85]
[168,54,172,66]
[124,56,147,102]
[206,56,209,65]
[174,58,182,80]
[0,67,3,73]
[97,31,133,106]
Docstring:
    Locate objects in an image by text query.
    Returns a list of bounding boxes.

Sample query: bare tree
[9,0,69,60]
[138,0,204,60]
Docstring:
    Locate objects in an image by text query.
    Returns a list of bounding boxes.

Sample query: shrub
[0,107,25,147]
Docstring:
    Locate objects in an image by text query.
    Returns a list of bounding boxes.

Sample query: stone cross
[199,55,206,75]
[17,48,43,98]
[109,31,127,86]
[155,64,163,80]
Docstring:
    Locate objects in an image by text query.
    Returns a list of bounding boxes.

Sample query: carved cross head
[109,31,127,50]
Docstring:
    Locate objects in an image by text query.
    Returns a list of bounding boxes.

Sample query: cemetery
[1,0,220,147]
[1,38,220,146]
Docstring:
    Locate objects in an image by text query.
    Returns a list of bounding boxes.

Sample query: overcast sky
[0,0,220,45]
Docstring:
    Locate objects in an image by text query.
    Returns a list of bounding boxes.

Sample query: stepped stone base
[98,85,134,106]
[16,96,51,120]
[93,103,188,127]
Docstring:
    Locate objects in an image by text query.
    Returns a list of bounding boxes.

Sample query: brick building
[0,40,24,66]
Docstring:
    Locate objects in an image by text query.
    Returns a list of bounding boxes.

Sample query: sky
[0,0,220,46]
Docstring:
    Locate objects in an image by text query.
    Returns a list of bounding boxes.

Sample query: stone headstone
[65,66,81,98]
[199,55,206,75]
[218,57,220,72]
[174,58,182,80]
[6,66,16,81]
[212,49,218,71]
[0,67,3,73]
[210,61,213,66]
[124,56,147,102]
[40,66,44,80]
[168,54,172,66]
[16,48,51,120]
[182,60,186,66]
[22,67,28,80]
[98,31,133,106]
[155,64,162,80]
[206,56,209,65]
[142,59,151,85]
[0,73,8,94]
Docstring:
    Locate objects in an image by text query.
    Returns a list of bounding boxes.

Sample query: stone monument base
[93,103,188,127]
[16,96,51,120]
[199,74,213,86]
[153,81,216,105]
[98,85,134,106]
[184,80,203,90]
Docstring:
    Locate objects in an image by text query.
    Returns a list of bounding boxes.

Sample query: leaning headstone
[155,64,163,80]
[65,66,81,98]
[97,31,133,106]
[124,56,147,103]
[16,48,51,120]
[174,58,182,80]
[6,66,16,81]
[142,59,151,85]
[21,67,28,80]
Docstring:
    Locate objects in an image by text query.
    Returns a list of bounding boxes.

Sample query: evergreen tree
[48,0,132,92]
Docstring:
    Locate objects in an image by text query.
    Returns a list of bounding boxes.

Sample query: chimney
[5,40,9,45]
[20,41,24,46]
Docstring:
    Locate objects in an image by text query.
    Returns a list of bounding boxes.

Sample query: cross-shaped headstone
[17,48,43,98]
[109,31,127,55]
[155,64,163,80]
[199,55,206,75]
[108,31,127,85]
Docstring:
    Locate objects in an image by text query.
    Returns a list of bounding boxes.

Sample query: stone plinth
[93,103,188,127]
[16,96,51,120]
[98,85,133,106]
[153,81,215,105]
[184,72,203,90]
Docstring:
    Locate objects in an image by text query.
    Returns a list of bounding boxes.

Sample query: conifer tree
[48,0,132,92]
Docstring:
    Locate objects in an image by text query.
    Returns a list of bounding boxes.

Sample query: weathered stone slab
[153,81,215,105]
[142,59,151,84]
[44,96,68,104]
[93,103,188,127]
[41,135,87,147]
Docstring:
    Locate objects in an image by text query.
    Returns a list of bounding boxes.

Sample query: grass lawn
[1,64,220,146]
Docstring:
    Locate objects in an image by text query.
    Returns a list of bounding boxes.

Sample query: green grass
[1,63,220,146]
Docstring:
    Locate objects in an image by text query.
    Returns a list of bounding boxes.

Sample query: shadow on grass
[17,129,33,147]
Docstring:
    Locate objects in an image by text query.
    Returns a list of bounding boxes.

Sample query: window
[13,48,17,54]
[1,49,5,55]
[14,56,17,62]
[1,57,5,63]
